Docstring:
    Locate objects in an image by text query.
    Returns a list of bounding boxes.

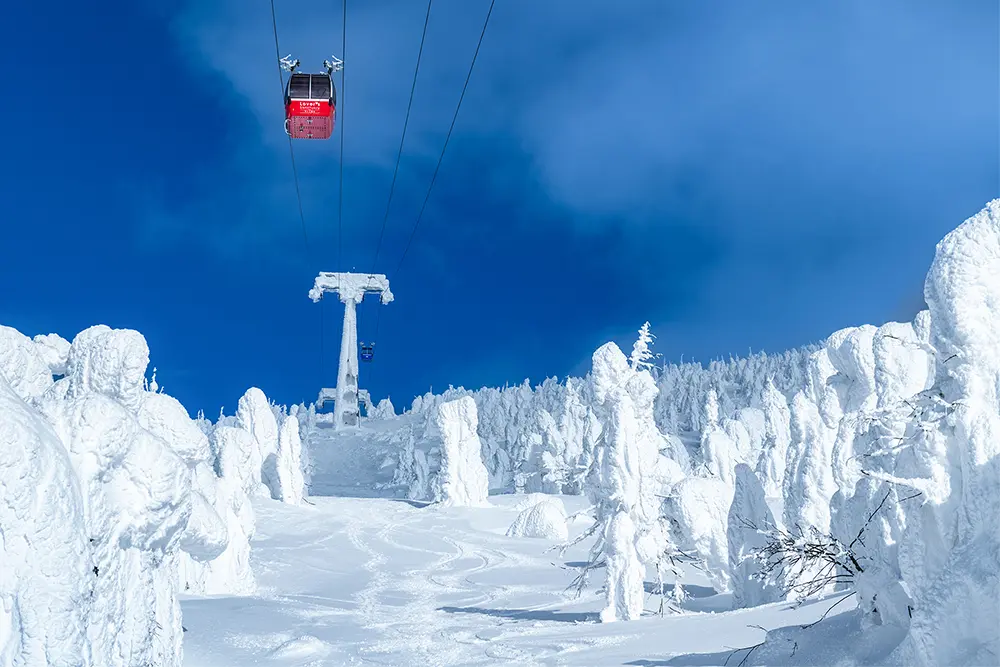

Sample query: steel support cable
[373,0,497,347]
[338,0,347,275]
[271,0,327,388]
[269,0,314,265]
[390,0,496,282]
[369,0,435,274]
[332,0,347,384]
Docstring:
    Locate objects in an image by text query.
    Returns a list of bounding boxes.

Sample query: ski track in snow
[181,495,856,667]
[346,503,542,666]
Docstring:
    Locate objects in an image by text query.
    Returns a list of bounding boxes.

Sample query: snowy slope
[182,495,875,667]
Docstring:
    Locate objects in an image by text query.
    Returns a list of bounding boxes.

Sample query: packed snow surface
[180,495,867,667]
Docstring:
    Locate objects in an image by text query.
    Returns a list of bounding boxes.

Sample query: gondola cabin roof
[285,72,335,104]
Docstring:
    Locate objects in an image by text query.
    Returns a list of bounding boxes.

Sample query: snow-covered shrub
[600,511,644,623]
[783,381,837,534]
[727,464,783,608]
[506,497,568,540]
[700,388,741,485]
[136,391,236,598]
[205,425,258,593]
[369,397,396,420]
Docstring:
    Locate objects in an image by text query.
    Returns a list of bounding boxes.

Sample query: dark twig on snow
[723,641,765,667]
[802,591,857,629]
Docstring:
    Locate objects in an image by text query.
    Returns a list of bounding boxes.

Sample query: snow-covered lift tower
[309,272,393,430]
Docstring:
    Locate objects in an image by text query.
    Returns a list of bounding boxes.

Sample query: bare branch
[801,591,857,629]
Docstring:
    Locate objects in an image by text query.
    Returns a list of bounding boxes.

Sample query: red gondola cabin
[284,73,336,140]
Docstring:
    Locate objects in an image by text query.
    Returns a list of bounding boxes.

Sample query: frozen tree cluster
[342,200,1000,663]
[6,199,993,664]
[0,323,308,665]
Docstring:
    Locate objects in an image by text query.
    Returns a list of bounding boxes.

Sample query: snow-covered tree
[577,340,678,622]
[629,321,657,371]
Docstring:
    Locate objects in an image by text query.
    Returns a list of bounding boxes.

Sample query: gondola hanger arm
[324,55,344,74]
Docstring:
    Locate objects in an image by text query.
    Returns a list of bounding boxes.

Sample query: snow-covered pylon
[308,272,393,431]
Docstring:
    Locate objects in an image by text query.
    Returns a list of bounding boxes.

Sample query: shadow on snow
[439,605,599,624]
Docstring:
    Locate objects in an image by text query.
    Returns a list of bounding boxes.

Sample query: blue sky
[0,0,996,416]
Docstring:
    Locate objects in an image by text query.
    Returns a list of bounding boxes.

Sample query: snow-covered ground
[181,493,870,667]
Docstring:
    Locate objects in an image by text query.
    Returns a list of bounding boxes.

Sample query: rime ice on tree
[309,272,393,430]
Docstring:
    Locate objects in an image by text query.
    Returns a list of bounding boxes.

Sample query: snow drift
[507,497,568,540]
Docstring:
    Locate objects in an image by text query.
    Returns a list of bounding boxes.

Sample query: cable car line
[369,0,435,274]
[370,0,497,360]
[337,0,347,276]
[360,0,433,374]
[268,0,314,265]
[390,0,496,283]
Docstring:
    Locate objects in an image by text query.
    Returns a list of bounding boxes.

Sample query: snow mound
[512,492,554,512]
[506,497,568,540]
